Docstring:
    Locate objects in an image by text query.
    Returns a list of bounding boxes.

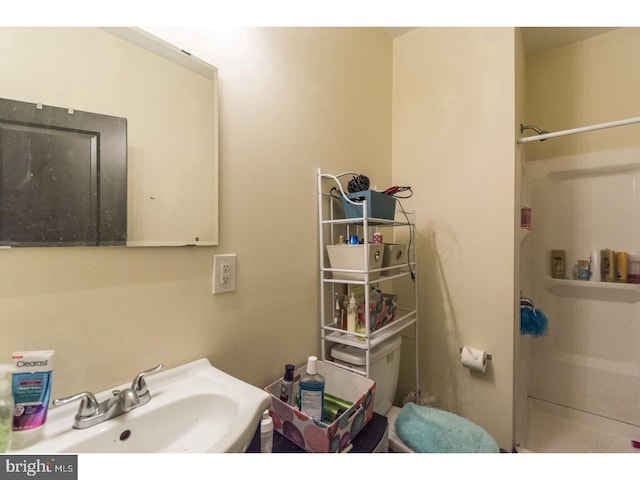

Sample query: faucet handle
[131,363,163,398]
[53,391,101,417]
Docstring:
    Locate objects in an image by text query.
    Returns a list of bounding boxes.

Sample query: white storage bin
[382,243,407,274]
[326,244,385,281]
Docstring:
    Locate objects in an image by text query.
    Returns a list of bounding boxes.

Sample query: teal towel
[395,402,499,453]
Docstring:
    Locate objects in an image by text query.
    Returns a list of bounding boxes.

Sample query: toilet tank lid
[331,334,402,366]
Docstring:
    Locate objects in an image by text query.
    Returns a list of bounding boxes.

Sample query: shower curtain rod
[517,115,640,144]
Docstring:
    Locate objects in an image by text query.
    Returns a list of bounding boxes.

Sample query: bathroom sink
[10,358,271,453]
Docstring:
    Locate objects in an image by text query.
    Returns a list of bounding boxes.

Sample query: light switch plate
[212,254,236,294]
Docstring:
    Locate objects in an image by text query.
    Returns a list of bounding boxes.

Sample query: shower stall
[516,118,640,453]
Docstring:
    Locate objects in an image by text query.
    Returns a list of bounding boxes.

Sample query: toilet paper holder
[459,347,492,360]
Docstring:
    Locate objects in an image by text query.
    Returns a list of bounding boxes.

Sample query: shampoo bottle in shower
[601,249,615,282]
[551,250,566,279]
[299,356,325,422]
[590,249,601,282]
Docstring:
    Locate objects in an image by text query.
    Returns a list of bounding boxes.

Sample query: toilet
[331,335,412,452]
[331,336,499,453]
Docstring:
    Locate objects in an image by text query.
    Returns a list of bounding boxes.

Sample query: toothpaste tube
[10,350,54,449]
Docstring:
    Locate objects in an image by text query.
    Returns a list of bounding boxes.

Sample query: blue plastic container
[341,190,396,220]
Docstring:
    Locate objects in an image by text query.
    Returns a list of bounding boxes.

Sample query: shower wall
[517,27,640,452]
[520,148,640,452]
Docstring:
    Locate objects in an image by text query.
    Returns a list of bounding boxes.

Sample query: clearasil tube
[10,350,54,449]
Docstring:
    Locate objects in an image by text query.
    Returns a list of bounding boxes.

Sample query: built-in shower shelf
[545,277,640,303]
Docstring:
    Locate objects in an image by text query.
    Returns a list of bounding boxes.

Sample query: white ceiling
[386,27,620,55]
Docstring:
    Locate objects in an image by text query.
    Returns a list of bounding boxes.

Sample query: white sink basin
[10,358,271,453]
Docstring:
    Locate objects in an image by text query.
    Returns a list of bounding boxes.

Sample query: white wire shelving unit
[317,168,420,398]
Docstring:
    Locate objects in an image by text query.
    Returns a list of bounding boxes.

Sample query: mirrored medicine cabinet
[0,27,219,247]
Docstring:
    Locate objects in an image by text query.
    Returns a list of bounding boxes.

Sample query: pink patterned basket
[264,360,375,453]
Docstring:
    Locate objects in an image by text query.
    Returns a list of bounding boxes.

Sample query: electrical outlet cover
[213,254,236,294]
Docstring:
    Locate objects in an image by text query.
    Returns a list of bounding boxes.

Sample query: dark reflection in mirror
[0,28,219,247]
[0,98,127,246]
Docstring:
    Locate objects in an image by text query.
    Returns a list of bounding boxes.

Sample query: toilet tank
[331,335,402,415]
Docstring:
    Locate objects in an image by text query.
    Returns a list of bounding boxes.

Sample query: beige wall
[0,27,392,401]
[524,28,640,161]
[1,26,521,450]
[392,27,516,449]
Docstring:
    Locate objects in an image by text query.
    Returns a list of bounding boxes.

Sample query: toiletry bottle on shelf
[356,315,366,339]
[601,249,615,282]
[356,289,379,341]
[355,290,365,339]
[334,293,342,329]
[279,364,295,406]
[0,365,14,453]
[590,249,601,282]
[299,356,325,422]
[615,251,628,283]
[346,293,357,334]
[628,255,640,284]
[574,260,590,280]
[342,295,348,329]
[550,250,566,279]
[260,409,273,453]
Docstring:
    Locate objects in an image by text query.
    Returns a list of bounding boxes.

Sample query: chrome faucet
[53,364,163,429]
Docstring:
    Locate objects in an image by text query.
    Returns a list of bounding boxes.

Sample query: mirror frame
[106,27,219,247]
